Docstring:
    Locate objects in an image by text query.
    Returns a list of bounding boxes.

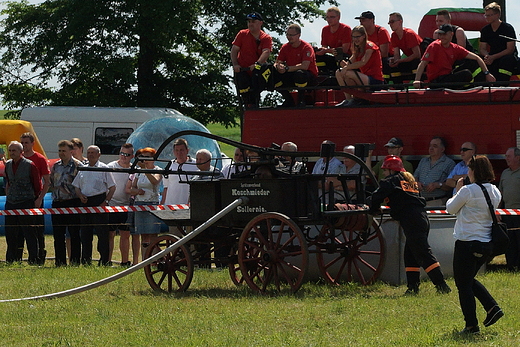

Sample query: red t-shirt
[391,28,422,57]
[232,29,272,67]
[24,151,50,177]
[321,23,352,53]
[354,41,384,81]
[277,40,319,77]
[367,25,392,56]
[421,40,469,81]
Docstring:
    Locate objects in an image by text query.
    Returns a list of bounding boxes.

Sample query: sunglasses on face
[119,152,132,157]
[460,148,474,152]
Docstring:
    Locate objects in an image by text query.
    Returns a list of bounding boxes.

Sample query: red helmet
[381,155,405,172]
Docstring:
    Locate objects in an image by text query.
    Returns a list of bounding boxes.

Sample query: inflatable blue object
[127,112,222,169]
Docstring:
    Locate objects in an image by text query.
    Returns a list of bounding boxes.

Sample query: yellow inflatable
[0,119,47,157]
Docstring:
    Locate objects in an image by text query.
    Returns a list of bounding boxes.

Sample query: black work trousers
[453,240,497,327]
[399,210,445,287]
[79,193,110,265]
[52,198,82,266]
[5,200,40,264]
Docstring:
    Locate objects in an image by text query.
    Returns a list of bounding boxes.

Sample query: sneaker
[483,305,504,327]
[120,261,132,267]
[436,282,452,294]
[459,326,480,335]
[335,99,353,107]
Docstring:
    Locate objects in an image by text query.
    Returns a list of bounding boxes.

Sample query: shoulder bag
[476,183,510,257]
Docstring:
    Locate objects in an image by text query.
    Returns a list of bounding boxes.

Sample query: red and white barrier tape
[0,204,189,216]
[1,204,519,216]
[381,206,519,215]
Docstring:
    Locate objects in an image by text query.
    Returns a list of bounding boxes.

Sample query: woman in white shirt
[446,155,504,334]
[127,147,162,260]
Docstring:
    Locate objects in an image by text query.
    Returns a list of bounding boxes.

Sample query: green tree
[0,0,333,125]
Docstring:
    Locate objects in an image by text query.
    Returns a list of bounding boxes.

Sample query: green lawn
[205,121,241,158]
[0,236,518,346]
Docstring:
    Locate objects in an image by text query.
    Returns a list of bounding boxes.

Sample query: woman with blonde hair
[446,155,503,334]
[335,25,384,107]
[370,155,450,295]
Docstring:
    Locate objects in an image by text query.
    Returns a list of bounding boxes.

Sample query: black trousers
[5,200,39,264]
[502,215,520,270]
[52,198,82,265]
[399,210,445,287]
[453,240,497,327]
[79,193,110,265]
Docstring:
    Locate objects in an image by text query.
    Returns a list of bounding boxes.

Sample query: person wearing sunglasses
[315,7,352,75]
[479,2,518,82]
[443,142,476,193]
[231,12,272,108]
[107,143,135,267]
[273,23,318,107]
[388,12,422,86]
[335,25,384,107]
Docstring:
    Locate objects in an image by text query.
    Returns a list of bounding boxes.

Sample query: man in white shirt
[73,145,116,265]
[107,143,136,266]
[161,138,196,205]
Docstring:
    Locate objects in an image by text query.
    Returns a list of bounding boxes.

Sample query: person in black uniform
[369,155,451,295]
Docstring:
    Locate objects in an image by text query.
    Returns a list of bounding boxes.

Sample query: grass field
[206,122,241,158]
[0,236,519,346]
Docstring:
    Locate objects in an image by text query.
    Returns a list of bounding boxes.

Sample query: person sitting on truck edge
[355,11,392,81]
[273,23,318,107]
[4,141,42,264]
[72,145,116,266]
[479,2,519,82]
[231,12,272,109]
[50,140,84,266]
[413,24,495,89]
[369,155,451,295]
[161,138,195,206]
[433,10,474,52]
[367,137,413,181]
[20,132,50,265]
[414,136,455,206]
[315,7,351,76]
[335,25,384,107]
[388,12,422,86]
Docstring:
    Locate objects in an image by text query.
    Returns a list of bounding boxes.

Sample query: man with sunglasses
[107,143,135,267]
[274,23,318,107]
[231,12,272,108]
[315,7,351,75]
[388,12,422,86]
[443,142,476,193]
[479,2,518,82]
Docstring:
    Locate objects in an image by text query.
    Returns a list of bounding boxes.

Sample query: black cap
[384,137,404,148]
[355,11,375,20]
[246,12,264,21]
[437,24,453,34]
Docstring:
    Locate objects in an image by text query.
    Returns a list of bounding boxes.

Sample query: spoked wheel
[238,212,309,293]
[143,234,194,293]
[316,219,386,285]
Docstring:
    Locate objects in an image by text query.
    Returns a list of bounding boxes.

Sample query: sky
[289,0,520,48]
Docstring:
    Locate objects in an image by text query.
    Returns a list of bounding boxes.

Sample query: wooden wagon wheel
[228,243,245,286]
[316,219,386,285]
[238,212,309,293]
[143,234,194,293]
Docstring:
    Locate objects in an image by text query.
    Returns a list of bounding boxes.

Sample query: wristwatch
[105,200,110,204]
[439,183,443,187]
[484,71,490,75]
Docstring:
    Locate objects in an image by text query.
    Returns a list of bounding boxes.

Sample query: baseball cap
[384,137,404,148]
[246,12,264,21]
[355,11,375,20]
[437,24,453,34]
